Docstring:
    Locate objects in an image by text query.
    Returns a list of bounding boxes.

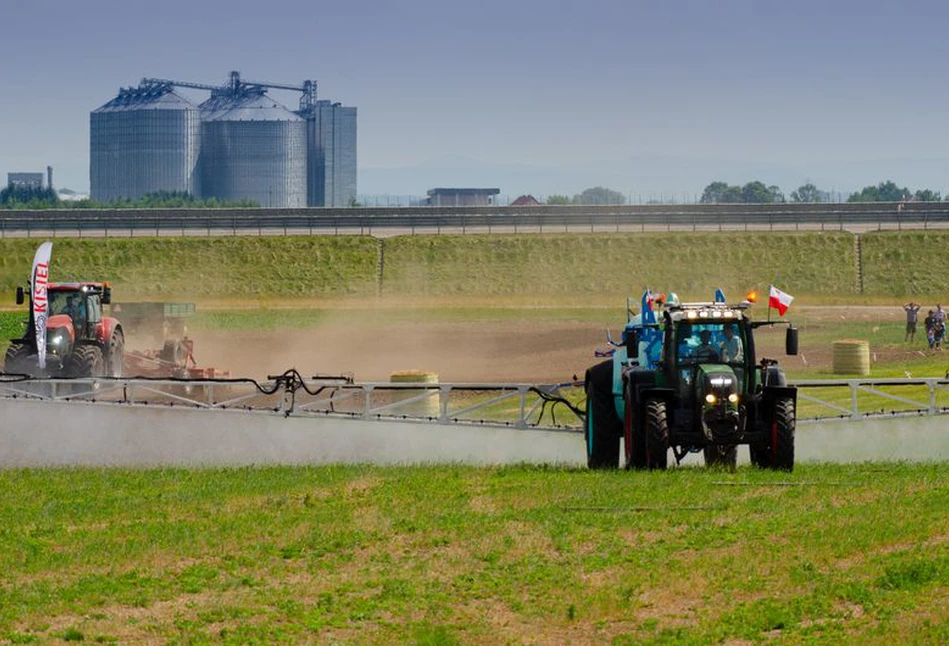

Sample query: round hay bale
[832,340,870,376]
[390,370,439,418]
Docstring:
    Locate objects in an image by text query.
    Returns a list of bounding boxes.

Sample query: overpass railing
[1,203,947,237]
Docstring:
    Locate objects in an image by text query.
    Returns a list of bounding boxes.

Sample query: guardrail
[2,375,949,429]
[1,202,948,237]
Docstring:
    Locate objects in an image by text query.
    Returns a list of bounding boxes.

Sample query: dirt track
[193,305,925,383]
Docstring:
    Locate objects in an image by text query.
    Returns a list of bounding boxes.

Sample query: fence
[1,202,948,237]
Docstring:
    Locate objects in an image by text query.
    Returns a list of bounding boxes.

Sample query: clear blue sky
[2,0,948,194]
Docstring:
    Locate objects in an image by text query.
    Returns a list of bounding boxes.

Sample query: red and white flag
[31,241,53,369]
[768,285,793,316]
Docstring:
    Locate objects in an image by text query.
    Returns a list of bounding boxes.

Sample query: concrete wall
[1,399,947,468]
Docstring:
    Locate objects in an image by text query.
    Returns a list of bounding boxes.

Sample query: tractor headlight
[728,393,739,404]
[51,334,64,346]
[705,393,717,404]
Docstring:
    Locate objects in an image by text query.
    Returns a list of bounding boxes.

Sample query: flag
[768,285,793,316]
[31,242,53,370]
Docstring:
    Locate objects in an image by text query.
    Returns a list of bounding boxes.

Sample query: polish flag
[768,285,794,316]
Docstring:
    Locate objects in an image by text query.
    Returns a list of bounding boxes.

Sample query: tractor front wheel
[751,398,795,471]
[4,342,31,374]
[644,399,669,470]
[585,360,621,469]
[67,345,105,379]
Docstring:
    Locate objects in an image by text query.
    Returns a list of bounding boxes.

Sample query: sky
[2,0,949,197]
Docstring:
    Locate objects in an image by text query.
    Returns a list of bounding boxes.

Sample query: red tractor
[5,282,124,378]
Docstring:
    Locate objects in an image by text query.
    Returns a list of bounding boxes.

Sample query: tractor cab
[662,303,755,447]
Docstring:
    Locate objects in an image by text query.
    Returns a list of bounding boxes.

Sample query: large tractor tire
[704,444,738,469]
[4,342,32,374]
[644,399,669,470]
[107,330,125,378]
[751,398,795,471]
[67,345,105,379]
[623,380,648,470]
[585,360,622,469]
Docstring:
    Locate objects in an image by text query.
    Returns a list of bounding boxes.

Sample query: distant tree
[700,181,730,204]
[914,189,941,202]
[740,181,771,204]
[768,185,785,203]
[848,180,908,202]
[546,194,571,205]
[0,183,59,208]
[573,186,626,205]
[791,182,826,203]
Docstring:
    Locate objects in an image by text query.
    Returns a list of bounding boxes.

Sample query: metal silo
[90,84,200,202]
[199,90,307,208]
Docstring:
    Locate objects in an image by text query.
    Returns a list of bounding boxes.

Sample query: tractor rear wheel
[4,342,31,374]
[107,330,125,378]
[67,345,105,378]
[623,380,648,470]
[585,360,621,469]
[751,398,795,471]
[704,444,738,469]
[644,399,669,470]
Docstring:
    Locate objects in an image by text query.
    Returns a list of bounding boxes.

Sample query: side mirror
[786,326,799,356]
[102,287,112,305]
[16,286,24,305]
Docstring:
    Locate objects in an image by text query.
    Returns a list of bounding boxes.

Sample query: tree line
[0,186,259,209]
[700,180,944,204]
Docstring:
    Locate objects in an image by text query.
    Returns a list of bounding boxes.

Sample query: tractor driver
[64,293,86,330]
[694,329,720,362]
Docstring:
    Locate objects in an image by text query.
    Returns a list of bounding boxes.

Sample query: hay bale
[832,340,870,376]
[390,370,439,418]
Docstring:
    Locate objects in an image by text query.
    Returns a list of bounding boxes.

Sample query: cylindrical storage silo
[90,86,200,202]
[832,340,870,376]
[199,92,307,208]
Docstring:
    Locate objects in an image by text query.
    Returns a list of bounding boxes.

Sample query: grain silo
[90,83,200,202]
[199,89,307,208]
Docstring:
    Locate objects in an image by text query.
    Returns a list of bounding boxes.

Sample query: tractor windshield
[48,290,87,327]
[675,321,745,367]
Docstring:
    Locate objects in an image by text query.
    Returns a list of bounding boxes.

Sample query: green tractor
[585,289,798,470]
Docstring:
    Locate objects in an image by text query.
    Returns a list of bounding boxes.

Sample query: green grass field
[0,465,946,644]
[2,230,947,302]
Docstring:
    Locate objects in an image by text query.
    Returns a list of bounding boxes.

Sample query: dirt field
[194,305,921,383]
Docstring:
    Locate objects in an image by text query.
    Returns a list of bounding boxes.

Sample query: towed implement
[585,289,799,471]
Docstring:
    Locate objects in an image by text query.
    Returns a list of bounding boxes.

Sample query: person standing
[903,302,922,342]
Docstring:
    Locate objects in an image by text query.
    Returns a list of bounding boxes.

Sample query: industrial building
[426,188,500,207]
[90,71,356,207]
[7,169,51,189]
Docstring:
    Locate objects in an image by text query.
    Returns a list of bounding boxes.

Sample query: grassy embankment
[0,464,946,644]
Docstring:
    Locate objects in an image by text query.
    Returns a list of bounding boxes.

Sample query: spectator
[934,304,947,327]
[935,321,946,351]
[903,302,921,342]
[720,323,743,361]
[926,310,936,349]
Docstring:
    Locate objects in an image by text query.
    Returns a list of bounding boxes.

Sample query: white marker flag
[31,242,53,370]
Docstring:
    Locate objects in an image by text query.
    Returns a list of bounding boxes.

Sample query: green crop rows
[0,465,946,644]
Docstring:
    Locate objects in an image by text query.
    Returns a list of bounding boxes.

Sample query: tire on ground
[644,398,669,470]
[751,397,795,471]
[585,360,622,469]
[67,345,105,378]
[4,342,31,374]
[624,379,648,470]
